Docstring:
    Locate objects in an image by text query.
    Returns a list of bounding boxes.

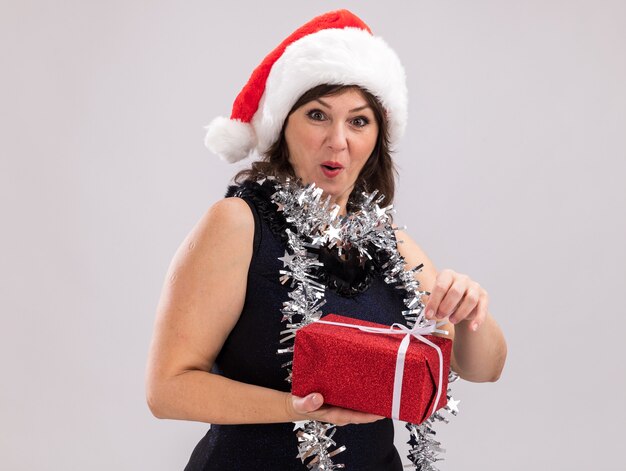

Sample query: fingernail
[311,394,322,406]
[426,310,434,319]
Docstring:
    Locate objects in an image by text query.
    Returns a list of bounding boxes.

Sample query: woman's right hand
[288,393,385,426]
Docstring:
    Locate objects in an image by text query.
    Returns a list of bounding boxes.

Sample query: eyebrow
[315,98,371,113]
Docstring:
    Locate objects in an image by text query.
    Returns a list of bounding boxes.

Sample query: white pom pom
[204,117,256,163]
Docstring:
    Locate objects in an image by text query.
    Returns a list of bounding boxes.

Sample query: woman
[145,9,507,470]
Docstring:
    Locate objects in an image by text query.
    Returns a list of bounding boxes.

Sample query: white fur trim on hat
[204,116,257,163]
[252,27,407,155]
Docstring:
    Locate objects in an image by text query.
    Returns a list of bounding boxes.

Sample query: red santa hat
[204,9,408,163]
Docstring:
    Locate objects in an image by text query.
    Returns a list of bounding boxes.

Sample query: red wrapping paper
[291,313,452,424]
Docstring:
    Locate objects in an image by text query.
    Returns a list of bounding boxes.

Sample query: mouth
[321,161,344,171]
[320,162,344,178]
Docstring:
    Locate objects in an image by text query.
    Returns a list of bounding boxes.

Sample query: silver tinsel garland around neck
[260,176,460,470]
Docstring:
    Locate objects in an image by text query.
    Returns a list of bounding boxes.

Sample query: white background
[1,1,625,469]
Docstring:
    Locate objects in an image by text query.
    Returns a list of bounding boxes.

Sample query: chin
[318,181,353,204]
[300,172,355,203]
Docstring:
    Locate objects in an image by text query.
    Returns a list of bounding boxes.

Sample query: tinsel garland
[265,176,460,470]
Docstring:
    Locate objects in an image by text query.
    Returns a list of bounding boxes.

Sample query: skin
[145,88,507,428]
[287,89,506,419]
[284,88,378,215]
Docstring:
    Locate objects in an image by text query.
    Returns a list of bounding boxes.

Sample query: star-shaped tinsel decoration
[264,176,461,470]
[324,224,341,245]
[278,250,297,267]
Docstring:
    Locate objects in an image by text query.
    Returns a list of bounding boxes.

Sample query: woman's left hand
[424,269,489,332]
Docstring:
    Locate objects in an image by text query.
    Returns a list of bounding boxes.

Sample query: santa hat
[204,9,408,163]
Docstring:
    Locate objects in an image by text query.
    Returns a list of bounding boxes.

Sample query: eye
[351,116,370,128]
[306,109,327,121]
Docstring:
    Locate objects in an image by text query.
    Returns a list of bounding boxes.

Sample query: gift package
[291,313,452,424]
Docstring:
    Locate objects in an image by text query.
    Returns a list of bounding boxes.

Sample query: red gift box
[291,313,452,424]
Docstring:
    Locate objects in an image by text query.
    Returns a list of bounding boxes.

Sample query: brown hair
[234,84,397,207]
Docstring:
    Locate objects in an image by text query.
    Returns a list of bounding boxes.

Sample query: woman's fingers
[437,276,469,320]
[450,288,489,331]
[289,393,385,426]
[291,393,324,415]
[425,270,489,329]
[448,282,481,324]
[424,269,454,319]
[470,294,488,331]
[313,407,385,426]
[426,269,470,320]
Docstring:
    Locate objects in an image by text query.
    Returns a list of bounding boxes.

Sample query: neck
[336,201,348,216]
[327,190,352,216]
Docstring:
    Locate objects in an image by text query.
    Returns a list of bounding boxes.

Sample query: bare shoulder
[198,196,254,239]
[147,196,255,379]
[171,196,255,273]
[167,195,255,311]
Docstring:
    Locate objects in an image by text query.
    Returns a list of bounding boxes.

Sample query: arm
[395,229,507,383]
[145,197,292,423]
[145,197,384,425]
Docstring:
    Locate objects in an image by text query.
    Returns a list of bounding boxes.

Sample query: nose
[326,122,347,152]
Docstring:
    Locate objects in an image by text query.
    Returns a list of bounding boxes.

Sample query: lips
[321,161,344,171]
[320,161,344,178]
